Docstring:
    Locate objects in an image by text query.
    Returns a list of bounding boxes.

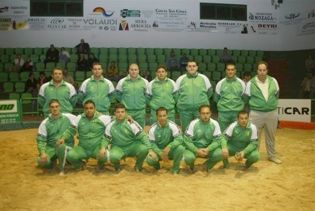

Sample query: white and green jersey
[184,118,223,153]
[175,73,213,110]
[38,80,77,115]
[105,119,151,149]
[78,76,115,113]
[148,121,182,155]
[37,113,76,153]
[224,121,258,155]
[63,112,111,152]
[215,77,245,112]
[116,75,149,110]
[147,77,176,110]
[245,75,279,112]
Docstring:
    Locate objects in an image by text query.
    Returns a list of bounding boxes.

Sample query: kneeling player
[222,111,260,169]
[36,99,75,171]
[183,105,228,171]
[105,104,152,172]
[147,107,185,174]
[61,100,111,171]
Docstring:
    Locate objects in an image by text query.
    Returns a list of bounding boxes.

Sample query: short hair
[238,110,249,118]
[115,103,126,111]
[156,65,168,72]
[156,107,168,115]
[243,71,251,77]
[256,61,268,69]
[84,100,95,107]
[187,60,198,67]
[225,62,236,69]
[49,99,60,106]
[52,67,63,74]
[129,63,139,70]
[92,62,102,68]
[199,104,211,113]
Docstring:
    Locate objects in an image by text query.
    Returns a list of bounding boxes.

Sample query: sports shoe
[268,157,282,164]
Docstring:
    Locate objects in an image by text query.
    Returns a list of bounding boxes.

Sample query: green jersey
[245,76,279,112]
[184,118,223,154]
[224,121,258,155]
[63,112,111,152]
[78,76,115,113]
[215,77,245,111]
[148,120,183,156]
[38,80,77,115]
[116,75,149,110]
[147,77,176,110]
[105,118,151,149]
[175,73,213,110]
[37,113,76,154]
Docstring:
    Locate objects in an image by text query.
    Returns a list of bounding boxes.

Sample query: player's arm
[183,135,198,155]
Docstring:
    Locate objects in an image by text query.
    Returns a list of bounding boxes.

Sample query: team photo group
[36,59,282,175]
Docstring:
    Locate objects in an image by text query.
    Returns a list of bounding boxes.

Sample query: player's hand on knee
[222,148,229,159]
[99,148,107,158]
[57,138,65,145]
[148,150,158,161]
[197,148,208,158]
[161,147,170,161]
[235,151,244,161]
[40,152,48,164]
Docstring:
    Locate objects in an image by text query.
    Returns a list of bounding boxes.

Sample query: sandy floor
[0,128,314,211]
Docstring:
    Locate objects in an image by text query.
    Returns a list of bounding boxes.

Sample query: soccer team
[36,60,281,174]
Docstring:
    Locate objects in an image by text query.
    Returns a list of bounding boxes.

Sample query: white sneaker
[268,157,282,164]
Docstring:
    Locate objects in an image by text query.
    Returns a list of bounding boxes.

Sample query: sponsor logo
[92,7,114,17]
[67,18,82,30]
[47,18,66,29]
[302,22,315,30]
[152,21,159,28]
[120,9,140,18]
[277,107,309,115]
[119,19,129,31]
[0,18,11,30]
[155,9,187,17]
[0,100,18,113]
[257,23,277,29]
[83,18,117,25]
[0,6,9,13]
[308,9,315,19]
[285,13,300,20]
[11,6,28,15]
[200,22,216,29]
[50,18,64,24]
[248,12,276,22]
[0,104,14,111]
[130,19,151,31]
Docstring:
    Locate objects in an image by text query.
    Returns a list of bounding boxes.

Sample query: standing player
[61,100,111,170]
[245,61,282,164]
[215,63,246,131]
[38,67,77,116]
[147,107,185,174]
[175,60,213,131]
[105,104,151,172]
[36,99,76,171]
[183,105,227,171]
[116,63,149,127]
[78,62,115,114]
[147,66,177,123]
[223,111,260,169]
